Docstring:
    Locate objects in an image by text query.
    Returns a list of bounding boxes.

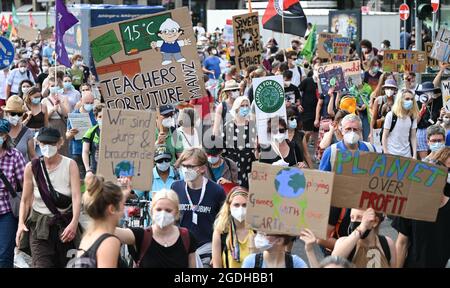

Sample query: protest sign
[17,24,39,42]
[329,10,361,44]
[247,162,333,238]
[253,75,287,145]
[316,60,361,88]
[318,67,347,93]
[223,20,234,43]
[97,109,156,190]
[233,12,261,74]
[382,50,426,73]
[0,37,15,70]
[331,37,350,63]
[332,151,447,222]
[39,27,53,41]
[442,80,450,113]
[88,7,205,110]
[425,42,439,70]
[68,113,92,141]
[430,27,450,63]
[317,33,340,59]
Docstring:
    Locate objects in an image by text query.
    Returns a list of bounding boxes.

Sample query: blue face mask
[49,87,59,94]
[239,107,250,117]
[84,104,93,112]
[288,119,297,129]
[430,142,445,152]
[63,82,73,90]
[31,97,41,105]
[402,100,413,110]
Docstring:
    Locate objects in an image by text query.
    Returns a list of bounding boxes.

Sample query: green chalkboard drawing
[91,30,122,63]
[119,12,171,55]
[150,18,192,66]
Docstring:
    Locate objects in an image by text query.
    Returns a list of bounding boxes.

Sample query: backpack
[254,252,294,268]
[134,227,191,268]
[347,235,391,264]
[380,113,414,154]
[207,157,232,183]
[66,234,118,268]
[330,141,376,171]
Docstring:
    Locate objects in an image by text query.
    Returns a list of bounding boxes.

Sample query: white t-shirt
[290,66,305,87]
[384,111,417,157]
[7,68,35,94]
[194,26,206,37]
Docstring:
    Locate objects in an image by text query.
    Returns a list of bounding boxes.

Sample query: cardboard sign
[233,12,261,74]
[316,60,362,88]
[88,7,205,110]
[253,75,287,145]
[318,67,347,93]
[332,151,447,222]
[331,37,351,63]
[17,24,39,42]
[442,80,450,113]
[39,27,53,41]
[317,33,340,59]
[97,109,156,190]
[247,163,333,238]
[382,50,427,73]
[425,42,439,70]
[430,27,450,63]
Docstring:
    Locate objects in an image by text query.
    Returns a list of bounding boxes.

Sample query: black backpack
[66,234,118,268]
[380,113,414,154]
[254,252,294,268]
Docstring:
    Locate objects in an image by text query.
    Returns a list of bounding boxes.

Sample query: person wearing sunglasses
[2,96,36,161]
[156,105,182,165]
[149,145,182,197]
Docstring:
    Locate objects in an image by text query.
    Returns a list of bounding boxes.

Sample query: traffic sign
[0,37,15,70]
[432,0,439,13]
[399,4,410,21]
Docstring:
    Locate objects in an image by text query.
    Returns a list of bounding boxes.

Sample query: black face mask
[348,221,371,239]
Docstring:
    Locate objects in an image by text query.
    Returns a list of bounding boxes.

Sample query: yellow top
[222,230,254,268]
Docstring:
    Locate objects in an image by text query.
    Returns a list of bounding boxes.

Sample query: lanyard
[185,176,207,225]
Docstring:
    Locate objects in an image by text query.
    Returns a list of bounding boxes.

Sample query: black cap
[37,127,61,143]
[159,105,175,116]
[204,146,222,156]
[154,145,172,161]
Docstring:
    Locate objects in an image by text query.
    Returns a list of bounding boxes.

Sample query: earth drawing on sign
[114,160,135,178]
[255,80,285,113]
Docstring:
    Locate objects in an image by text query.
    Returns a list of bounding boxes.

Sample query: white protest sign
[68,113,93,140]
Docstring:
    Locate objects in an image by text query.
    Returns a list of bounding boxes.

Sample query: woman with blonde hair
[115,189,198,268]
[212,187,255,268]
[382,89,418,158]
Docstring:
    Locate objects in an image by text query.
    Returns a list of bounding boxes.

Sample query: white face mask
[40,144,58,158]
[156,161,170,172]
[385,89,395,97]
[19,67,27,73]
[230,206,246,223]
[153,211,175,229]
[161,117,175,128]
[362,47,368,53]
[7,115,21,126]
[181,166,199,182]
[254,233,273,251]
[273,133,287,143]
[231,91,240,99]
[343,131,360,145]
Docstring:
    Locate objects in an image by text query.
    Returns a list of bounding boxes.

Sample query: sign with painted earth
[255,79,285,113]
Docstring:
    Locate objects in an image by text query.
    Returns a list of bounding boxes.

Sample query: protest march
[1,0,450,272]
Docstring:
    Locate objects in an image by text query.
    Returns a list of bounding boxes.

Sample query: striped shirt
[0,148,26,215]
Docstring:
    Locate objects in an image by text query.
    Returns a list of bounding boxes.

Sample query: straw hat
[1,95,25,113]
[222,80,240,92]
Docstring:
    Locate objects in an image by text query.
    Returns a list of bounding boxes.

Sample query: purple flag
[55,0,78,67]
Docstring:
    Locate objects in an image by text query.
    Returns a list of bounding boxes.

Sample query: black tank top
[26,105,45,129]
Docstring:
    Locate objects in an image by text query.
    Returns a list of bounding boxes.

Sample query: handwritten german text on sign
[331,37,350,63]
[442,80,450,113]
[233,12,261,74]
[247,163,333,238]
[430,27,450,63]
[316,60,361,88]
[332,151,446,222]
[98,109,156,191]
[382,50,426,73]
[89,8,205,110]
[317,33,341,59]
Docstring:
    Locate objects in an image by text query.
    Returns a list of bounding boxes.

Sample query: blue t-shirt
[446,130,450,146]
[67,109,96,155]
[211,162,225,183]
[319,140,376,172]
[171,179,226,246]
[161,42,181,53]
[203,56,221,80]
[241,253,308,268]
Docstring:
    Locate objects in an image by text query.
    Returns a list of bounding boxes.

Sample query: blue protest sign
[0,37,15,70]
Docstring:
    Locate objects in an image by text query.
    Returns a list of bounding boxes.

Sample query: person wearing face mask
[363,59,382,92]
[392,147,450,268]
[60,75,81,113]
[204,146,238,187]
[16,127,82,268]
[156,105,182,165]
[382,89,418,158]
[175,108,200,150]
[212,187,255,268]
[66,175,125,268]
[82,105,104,177]
[222,96,257,189]
[286,107,313,168]
[213,80,241,137]
[6,59,35,98]
[171,148,226,267]
[66,92,97,179]
[148,145,182,196]
[423,125,446,162]
[36,58,50,90]
[283,70,301,109]
[319,109,350,154]
[332,208,396,268]
[2,96,36,161]
[242,232,308,268]
[203,46,221,80]
[115,189,198,268]
[360,39,378,71]
[23,87,49,130]
[68,54,90,91]
[0,119,26,268]
[17,79,33,100]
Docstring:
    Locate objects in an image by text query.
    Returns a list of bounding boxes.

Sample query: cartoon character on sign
[274,168,307,226]
[150,18,192,66]
[242,32,253,47]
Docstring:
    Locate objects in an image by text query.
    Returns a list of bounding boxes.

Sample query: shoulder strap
[285,252,294,268]
[136,228,153,268]
[389,113,398,133]
[89,125,100,143]
[220,233,229,268]
[254,252,263,268]
[179,227,190,254]
[87,234,118,258]
[224,157,232,173]
[330,143,338,171]
[348,246,357,262]
[362,141,375,152]
[207,164,217,182]
[31,158,61,216]
[221,101,227,122]
[0,169,17,197]
[378,235,391,263]
[13,126,28,147]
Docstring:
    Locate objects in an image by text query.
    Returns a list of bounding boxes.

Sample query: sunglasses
[279,129,287,133]
[155,159,170,164]
[9,112,23,117]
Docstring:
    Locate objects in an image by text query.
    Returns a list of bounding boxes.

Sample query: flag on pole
[12,4,20,26]
[55,0,79,67]
[29,12,36,28]
[300,24,316,62]
[262,0,308,37]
